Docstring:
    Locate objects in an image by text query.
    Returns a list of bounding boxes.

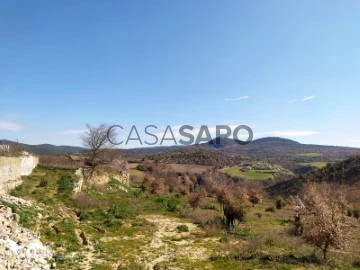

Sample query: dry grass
[168,163,214,174]
[39,155,84,169]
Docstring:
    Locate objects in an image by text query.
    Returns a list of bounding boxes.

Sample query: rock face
[0,155,39,195]
[73,167,130,193]
[0,204,52,270]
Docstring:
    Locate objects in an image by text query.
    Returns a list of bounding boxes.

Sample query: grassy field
[295,152,322,157]
[221,167,274,180]
[298,162,329,169]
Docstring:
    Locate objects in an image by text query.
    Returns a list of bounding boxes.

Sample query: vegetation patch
[221,167,274,180]
[295,153,322,157]
[298,162,330,169]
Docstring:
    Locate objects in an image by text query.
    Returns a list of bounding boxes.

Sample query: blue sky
[1,0,359,148]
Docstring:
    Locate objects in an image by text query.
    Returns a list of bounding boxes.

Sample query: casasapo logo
[107,125,253,146]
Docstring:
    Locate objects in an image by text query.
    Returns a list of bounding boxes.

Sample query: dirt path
[139,215,216,269]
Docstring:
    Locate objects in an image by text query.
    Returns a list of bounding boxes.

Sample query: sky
[1,0,360,148]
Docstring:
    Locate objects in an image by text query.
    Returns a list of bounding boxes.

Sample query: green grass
[221,167,274,180]
[294,152,322,157]
[298,162,329,169]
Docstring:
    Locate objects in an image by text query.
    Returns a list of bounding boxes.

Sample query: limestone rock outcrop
[0,204,52,269]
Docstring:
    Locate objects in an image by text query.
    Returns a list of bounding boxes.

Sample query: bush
[38,179,48,188]
[265,207,275,212]
[166,196,181,212]
[177,224,189,232]
[74,192,103,209]
[104,219,123,229]
[109,205,137,219]
[57,175,74,193]
[275,198,286,209]
[78,211,93,221]
[353,209,360,218]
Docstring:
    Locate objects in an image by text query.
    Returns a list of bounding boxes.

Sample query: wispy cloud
[302,95,315,101]
[59,129,86,135]
[224,96,249,101]
[0,121,24,132]
[288,99,296,104]
[263,130,318,137]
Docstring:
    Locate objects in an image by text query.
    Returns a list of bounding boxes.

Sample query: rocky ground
[0,196,53,270]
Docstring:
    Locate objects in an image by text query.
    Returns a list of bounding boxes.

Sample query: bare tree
[82,123,118,176]
[293,183,351,261]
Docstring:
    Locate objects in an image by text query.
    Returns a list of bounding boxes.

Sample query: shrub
[103,219,123,229]
[166,196,181,212]
[293,183,351,261]
[57,175,74,193]
[275,198,286,209]
[352,209,360,218]
[74,192,103,209]
[79,211,93,221]
[38,179,48,188]
[189,189,207,210]
[109,205,137,219]
[265,207,275,212]
[177,224,189,232]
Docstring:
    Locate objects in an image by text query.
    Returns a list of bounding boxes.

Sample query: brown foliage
[73,192,103,209]
[293,183,351,261]
[247,187,263,206]
[189,188,207,210]
[150,179,165,195]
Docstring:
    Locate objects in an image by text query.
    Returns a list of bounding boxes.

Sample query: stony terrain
[0,196,52,270]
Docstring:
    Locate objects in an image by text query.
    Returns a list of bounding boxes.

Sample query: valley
[1,137,360,269]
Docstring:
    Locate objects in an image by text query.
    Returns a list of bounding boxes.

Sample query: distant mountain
[2,137,360,171]
[206,137,300,149]
[0,140,86,155]
[125,137,360,171]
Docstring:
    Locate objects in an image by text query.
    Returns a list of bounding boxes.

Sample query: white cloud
[0,121,24,132]
[59,129,86,135]
[302,95,315,101]
[288,99,296,104]
[224,96,249,101]
[262,130,318,137]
